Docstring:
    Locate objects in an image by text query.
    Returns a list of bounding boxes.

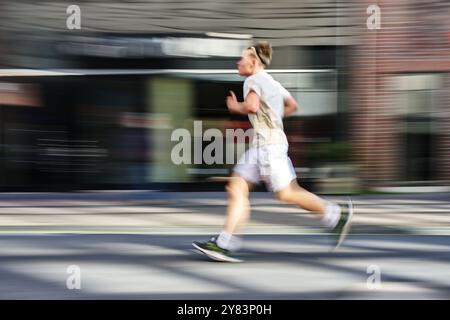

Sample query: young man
[193,41,353,262]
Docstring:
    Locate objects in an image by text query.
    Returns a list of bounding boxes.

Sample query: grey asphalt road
[1,191,450,299]
[0,233,449,299]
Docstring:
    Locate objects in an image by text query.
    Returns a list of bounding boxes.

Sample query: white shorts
[233,145,297,192]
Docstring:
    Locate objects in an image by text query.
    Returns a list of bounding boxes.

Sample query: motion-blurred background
[0,0,449,193]
[1,1,450,301]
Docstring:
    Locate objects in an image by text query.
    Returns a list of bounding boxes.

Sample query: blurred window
[393,74,441,181]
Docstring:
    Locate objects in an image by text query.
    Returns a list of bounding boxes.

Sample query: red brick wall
[351,0,450,187]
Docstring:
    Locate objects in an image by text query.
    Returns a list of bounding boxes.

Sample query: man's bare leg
[192,173,253,260]
[274,179,343,229]
[274,179,328,217]
[223,173,253,234]
[274,179,353,249]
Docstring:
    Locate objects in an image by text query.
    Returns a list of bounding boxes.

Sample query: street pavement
[0,191,449,299]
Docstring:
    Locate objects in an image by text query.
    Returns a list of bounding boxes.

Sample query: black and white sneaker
[192,237,242,263]
[331,198,354,250]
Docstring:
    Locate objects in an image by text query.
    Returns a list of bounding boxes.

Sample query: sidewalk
[0,191,449,235]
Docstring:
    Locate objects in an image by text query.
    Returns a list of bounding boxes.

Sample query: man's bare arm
[226,91,260,115]
[283,95,298,117]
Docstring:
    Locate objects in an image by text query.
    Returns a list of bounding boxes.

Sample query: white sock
[321,203,341,229]
[217,231,242,252]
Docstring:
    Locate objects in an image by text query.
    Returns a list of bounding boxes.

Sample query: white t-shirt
[243,71,291,147]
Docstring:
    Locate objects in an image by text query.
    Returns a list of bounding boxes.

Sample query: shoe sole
[335,198,354,250]
[192,242,243,263]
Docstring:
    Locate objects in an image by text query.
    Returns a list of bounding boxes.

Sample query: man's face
[237,50,256,76]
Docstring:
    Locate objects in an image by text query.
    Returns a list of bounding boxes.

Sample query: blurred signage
[119,112,172,129]
[0,82,41,107]
[57,35,251,58]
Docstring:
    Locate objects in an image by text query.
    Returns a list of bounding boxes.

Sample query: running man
[193,41,353,262]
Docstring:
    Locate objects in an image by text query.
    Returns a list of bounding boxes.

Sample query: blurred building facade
[352,0,450,188]
[0,0,449,191]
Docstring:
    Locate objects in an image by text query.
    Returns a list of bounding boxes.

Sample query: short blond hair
[248,41,272,67]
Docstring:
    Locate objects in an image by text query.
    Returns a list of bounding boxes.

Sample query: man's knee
[226,178,249,199]
[275,188,292,203]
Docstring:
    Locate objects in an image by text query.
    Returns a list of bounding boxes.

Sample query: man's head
[237,41,273,76]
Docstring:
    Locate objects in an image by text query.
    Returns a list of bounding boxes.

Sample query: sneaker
[331,198,354,250]
[192,237,242,263]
